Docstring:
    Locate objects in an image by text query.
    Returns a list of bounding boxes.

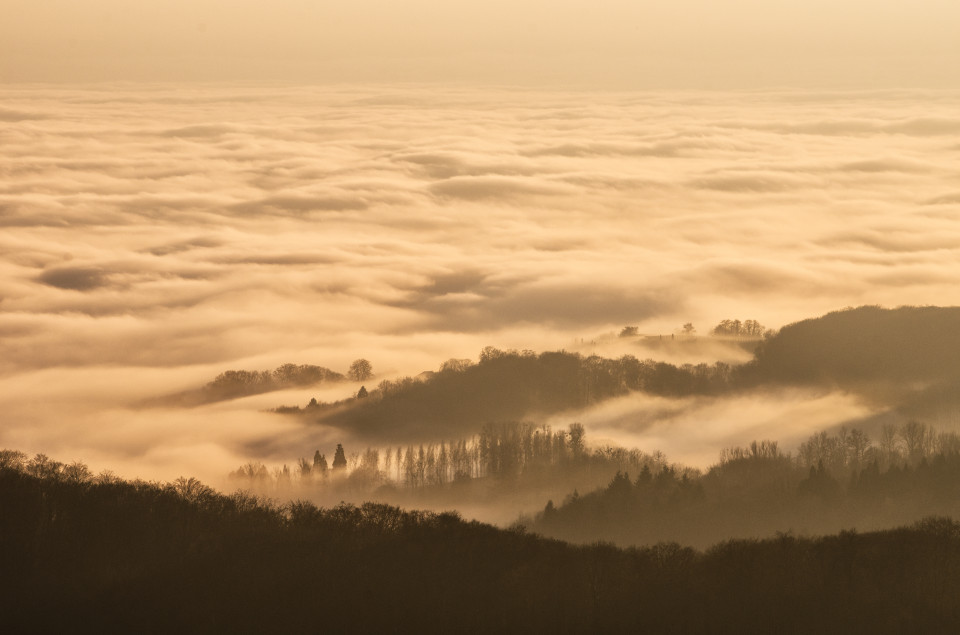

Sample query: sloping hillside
[5,454,960,634]
[749,305,960,385]
[313,350,733,441]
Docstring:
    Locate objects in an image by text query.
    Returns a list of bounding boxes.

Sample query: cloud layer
[2,84,960,480]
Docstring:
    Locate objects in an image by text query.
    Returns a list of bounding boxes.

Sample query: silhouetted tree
[313,451,328,474]
[712,319,764,337]
[229,462,269,481]
[0,449,26,469]
[478,346,507,363]
[347,359,373,382]
[298,458,312,479]
[439,358,473,372]
[569,423,586,460]
[332,444,347,470]
[62,461,91,484]
[902,420,933,464]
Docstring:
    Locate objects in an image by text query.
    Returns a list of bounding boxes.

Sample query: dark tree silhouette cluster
[531,422,960,548]
[186,363,345,404]
[4,451,960,634]
[712,318,766,337]
[280,307,960,444]
[231,422,680,510]
[297,349,735,441]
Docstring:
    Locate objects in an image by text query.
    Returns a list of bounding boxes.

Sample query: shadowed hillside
[296,306,960,440]
[749,305,960,385]
[743,306,960,416]
[308,348,734,441]
[4,450,960,634]
[530,421,960,548]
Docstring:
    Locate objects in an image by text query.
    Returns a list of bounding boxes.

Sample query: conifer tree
[332,444,347,470]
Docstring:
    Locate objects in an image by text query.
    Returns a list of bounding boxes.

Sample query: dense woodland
[16,305,960,631]
[291,348,738,441]
[151,307,960,440]
[744,306,960,386]
[233,422,669,488]
[231,422,686,521]
[5,451,960,634]
[231,419,960,548]
[531,420,960,547]
[272,307,960,442]
[740,305,960,419]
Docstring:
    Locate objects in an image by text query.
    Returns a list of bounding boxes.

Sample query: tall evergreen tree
[332,444,347,470]
[313,451,328,474]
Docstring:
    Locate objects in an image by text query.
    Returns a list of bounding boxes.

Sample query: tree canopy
[348,359,374,382]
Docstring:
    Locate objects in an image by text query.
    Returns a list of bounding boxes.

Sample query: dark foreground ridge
[3,453,960,634]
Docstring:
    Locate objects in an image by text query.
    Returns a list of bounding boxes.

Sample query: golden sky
[2,0,959,87]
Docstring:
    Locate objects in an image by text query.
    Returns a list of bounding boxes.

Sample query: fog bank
[2,85,959,483]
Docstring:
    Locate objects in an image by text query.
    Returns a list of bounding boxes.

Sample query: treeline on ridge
[300,347,737,441]
[230,422,684,514]
[149,362,347,406]
[206,363,345,399]
[146,358,377,407]
[4,449,960,634]
[531,420,960,548]
[288,306,960,440]
[230,418,960,548]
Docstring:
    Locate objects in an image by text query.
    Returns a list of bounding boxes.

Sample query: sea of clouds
[1,84,959,483]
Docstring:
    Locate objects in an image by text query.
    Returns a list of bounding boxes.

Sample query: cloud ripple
[2,84,960,481]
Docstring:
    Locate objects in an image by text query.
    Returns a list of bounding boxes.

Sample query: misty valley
[4,2,960,624]
[8,306,960,632]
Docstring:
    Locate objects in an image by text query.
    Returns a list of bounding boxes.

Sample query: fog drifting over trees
[3,85,960,483]
[5,1,960,628]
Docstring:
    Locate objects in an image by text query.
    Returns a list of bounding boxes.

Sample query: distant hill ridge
[264,306,960,440]
[747,305,960,385]
[149,306,960,437]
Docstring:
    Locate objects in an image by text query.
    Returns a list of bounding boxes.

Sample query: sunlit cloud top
[2,85,960,376]
[2,84,960,481]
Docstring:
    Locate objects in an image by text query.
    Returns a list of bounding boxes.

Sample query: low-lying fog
[3,85,960,507]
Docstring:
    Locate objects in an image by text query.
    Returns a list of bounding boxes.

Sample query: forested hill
[145,362,346,407]
[300,306,960,440]
[5,451,960,634]
[138,306,960,439]
[741,305,960,415]
[530,421,960,548]
[309,349,735,441]
[747,305,960,384]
